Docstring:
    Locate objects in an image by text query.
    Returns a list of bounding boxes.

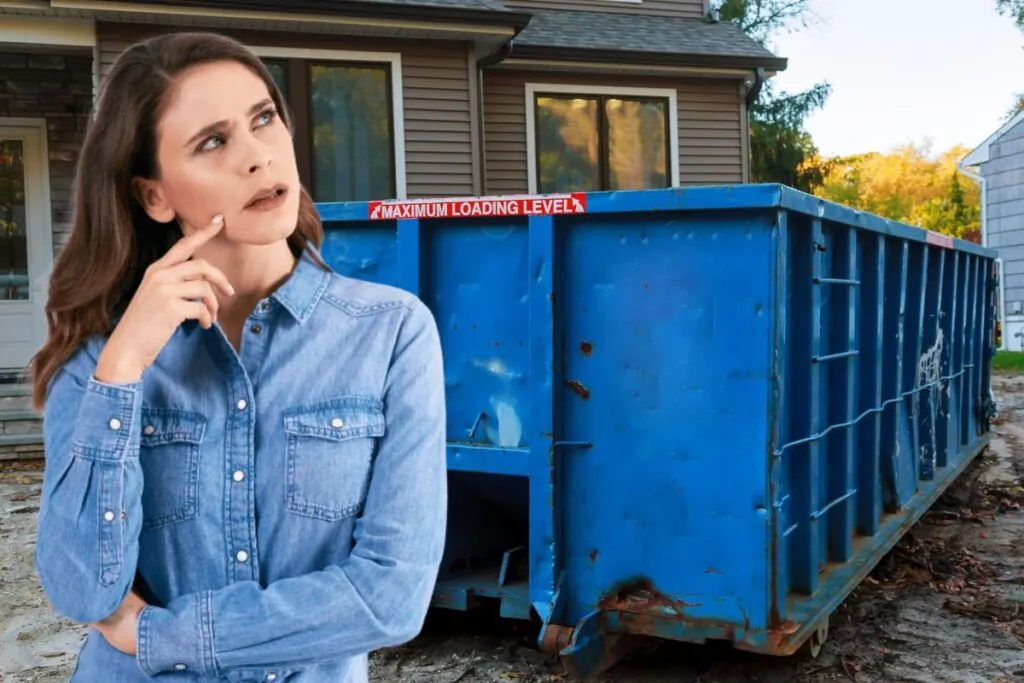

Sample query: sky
[767,0,1023,159]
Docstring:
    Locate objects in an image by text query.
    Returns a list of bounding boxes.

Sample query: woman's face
[136,59,301,246]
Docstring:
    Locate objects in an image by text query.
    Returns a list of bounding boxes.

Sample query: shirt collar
[271,247,332,324]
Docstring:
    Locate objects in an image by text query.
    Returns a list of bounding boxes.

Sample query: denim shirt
[34,249,448,682]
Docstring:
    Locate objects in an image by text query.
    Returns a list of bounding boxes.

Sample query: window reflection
[534,93,670,194]
[310,64,394,202]
[0,139,28,301]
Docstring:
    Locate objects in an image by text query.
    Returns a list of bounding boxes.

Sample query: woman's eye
[256,108,278,127]
[198,134,224,152]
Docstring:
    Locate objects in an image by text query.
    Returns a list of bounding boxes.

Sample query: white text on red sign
[368,194,587,221]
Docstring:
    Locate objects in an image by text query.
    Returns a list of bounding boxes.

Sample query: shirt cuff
[69,377,144,460]
[136,592,218,677]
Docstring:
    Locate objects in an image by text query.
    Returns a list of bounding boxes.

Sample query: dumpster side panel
[315,184,998,666]
[558,209,776,632]
[768,209,996,653]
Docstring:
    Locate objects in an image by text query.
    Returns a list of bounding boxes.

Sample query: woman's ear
[132,176,176,223]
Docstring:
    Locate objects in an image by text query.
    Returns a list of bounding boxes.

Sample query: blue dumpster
[315,184,998,677]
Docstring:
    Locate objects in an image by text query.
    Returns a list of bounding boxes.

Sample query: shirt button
[237,399,247,410]
[233,470,245,482]
[103,510,115,522]
[142,425,156,436]
[250,324,262,334]
[108,418,121,430]
[236,550,249,563]
[174,664,187,671]
[331,417,344,429]
[261,301,271,312]
[267,675,277,682]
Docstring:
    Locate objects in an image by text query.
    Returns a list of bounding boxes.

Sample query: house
[960,108,1024,351]
[0,0,785,454]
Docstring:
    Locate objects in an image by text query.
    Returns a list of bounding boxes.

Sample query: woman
[31,31,448,682]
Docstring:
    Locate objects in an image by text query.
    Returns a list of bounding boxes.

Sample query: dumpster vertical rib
[396,219,422,295]
[952,254,971,449]
[940,253,961,467]
[770,209,790,625]
[978,261,997,426]
[856,234,884,537]
[919,247,945,481]
[527,213,559,622]
[907,244,928,482]
[964,257,981,441]
[827,226,857,563]
[879,240,908,512]
[801,218,824,594]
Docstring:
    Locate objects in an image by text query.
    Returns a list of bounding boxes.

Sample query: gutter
[54,0,535,29]
[958,163,1004,350]
[505,45,788,73]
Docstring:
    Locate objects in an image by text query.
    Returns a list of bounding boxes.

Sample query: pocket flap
[139,408,207,446]
[283,396,385,441]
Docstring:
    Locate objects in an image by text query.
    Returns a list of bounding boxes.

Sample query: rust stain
[539,624,573,655]
[566,379,591,400]
[580,341,594,356]
[598,578,701,615]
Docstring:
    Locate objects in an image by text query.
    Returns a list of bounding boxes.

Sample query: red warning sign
[367,193,587,221]
[925,230,954,249]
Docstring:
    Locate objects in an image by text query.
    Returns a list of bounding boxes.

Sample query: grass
[992,351,1024,373]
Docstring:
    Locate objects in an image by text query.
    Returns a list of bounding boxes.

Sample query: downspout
[958,163,1004,350]
[745,67,764,108]
[476,40,515,196]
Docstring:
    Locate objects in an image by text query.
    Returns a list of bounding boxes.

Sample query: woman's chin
[225,209,300,246]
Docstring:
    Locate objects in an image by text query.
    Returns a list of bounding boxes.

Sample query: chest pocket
[283,396,386,523]
[138,408,206,530]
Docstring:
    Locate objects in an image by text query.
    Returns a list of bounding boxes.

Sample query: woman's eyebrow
[184,98,275,148]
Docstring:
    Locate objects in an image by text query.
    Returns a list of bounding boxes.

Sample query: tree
[996,0,1024,29]
[714,0,832,192]
[813,141,981,239]
[1005,92,1024,122]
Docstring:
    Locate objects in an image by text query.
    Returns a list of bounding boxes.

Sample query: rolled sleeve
[136,594,217,677]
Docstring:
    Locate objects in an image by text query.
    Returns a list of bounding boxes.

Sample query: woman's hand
[92,590,148,656]
[95,215,235,384]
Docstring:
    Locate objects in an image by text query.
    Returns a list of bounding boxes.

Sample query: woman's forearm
[34,357,146,625]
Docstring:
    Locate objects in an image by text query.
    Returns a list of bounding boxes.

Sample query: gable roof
[509,9,786,71]
[123,0,531,27]
[962,108,1024,167]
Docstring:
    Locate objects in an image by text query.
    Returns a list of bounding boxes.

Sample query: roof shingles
[512,9,784,68]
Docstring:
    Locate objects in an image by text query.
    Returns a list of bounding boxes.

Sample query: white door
[0,121,51,373]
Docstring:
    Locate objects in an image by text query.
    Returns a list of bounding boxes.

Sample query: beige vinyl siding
[504,0,705,18]
[96,23,474,199]
[482,70,745,195]
[399,45,474,197]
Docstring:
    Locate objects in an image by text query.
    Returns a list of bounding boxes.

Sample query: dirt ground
[5,376,1024,683]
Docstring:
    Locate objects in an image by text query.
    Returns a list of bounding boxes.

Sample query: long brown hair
[30,31,326,409]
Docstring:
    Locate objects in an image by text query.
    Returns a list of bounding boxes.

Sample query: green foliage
[713,0,832,192]
[996,0,1024,29]
[814,142,982,239]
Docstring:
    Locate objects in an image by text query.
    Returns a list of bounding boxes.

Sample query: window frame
[251,46,407,201]
[524,83,679,195]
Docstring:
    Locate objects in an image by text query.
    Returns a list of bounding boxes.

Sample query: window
[258,50,402,203]
[526,85,677,195]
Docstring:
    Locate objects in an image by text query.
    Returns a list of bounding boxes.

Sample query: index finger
[157,214,224,266]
